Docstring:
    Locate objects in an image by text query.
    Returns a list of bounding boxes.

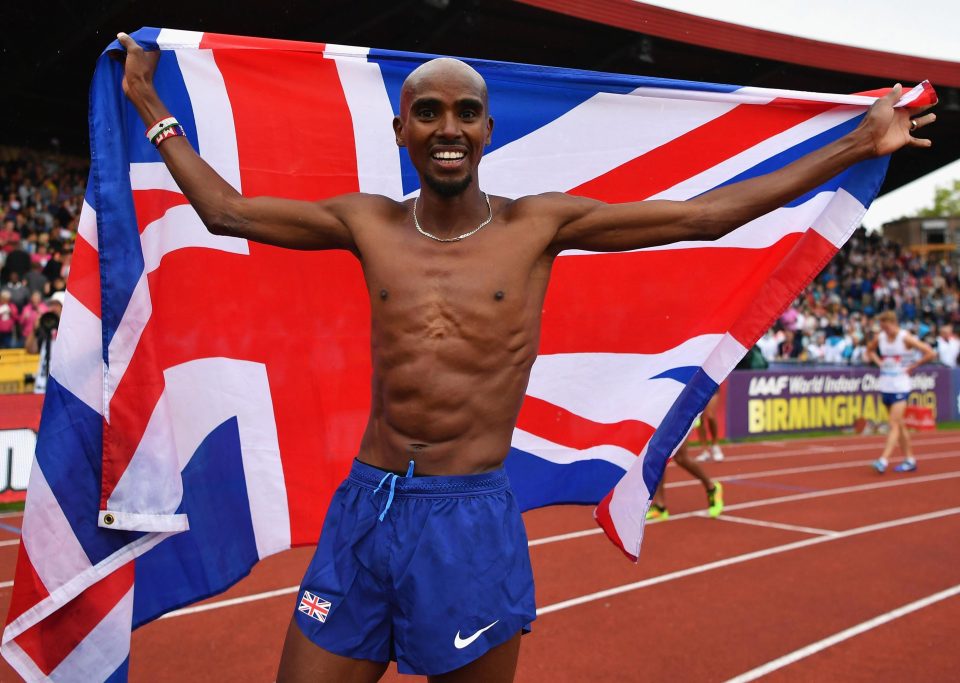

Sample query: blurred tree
[917,179,960,217]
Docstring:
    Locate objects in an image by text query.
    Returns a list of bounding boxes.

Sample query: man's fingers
[912,113,937,130]
[883,83,903,103]
[909,136,934,148]
[910,112,937,131]
[116,32,140,53]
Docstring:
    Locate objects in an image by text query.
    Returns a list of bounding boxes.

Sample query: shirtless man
[116,32,933,683]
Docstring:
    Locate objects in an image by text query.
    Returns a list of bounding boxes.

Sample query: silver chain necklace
[413,192,493,242]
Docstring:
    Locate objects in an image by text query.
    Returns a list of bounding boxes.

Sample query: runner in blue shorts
[118,30,933,681]
[867,311,935,473]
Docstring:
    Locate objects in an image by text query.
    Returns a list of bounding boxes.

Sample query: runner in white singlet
[865,311,935,473]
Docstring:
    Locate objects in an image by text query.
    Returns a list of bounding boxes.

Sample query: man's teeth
[433,151,465,160]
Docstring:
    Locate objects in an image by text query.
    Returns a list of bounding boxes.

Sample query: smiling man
[116,33,933,683]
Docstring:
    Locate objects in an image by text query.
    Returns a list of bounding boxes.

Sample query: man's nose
[437,112,461,138]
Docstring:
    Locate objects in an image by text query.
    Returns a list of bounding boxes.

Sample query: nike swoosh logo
[454,620,499,649]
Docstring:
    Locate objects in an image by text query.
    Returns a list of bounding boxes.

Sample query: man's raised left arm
[549,85,935,253]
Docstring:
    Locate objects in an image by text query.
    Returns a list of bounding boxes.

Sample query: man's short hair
[878,311,898,324]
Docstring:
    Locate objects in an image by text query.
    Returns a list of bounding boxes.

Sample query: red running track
[0,431,958,681]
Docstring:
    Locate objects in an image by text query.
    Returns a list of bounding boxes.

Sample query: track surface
[1,431,958,681]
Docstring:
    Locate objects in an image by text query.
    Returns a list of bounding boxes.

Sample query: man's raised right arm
[116,32,357,253]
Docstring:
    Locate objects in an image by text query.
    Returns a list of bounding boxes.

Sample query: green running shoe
[646,504,669,521]
[707,481,724,518]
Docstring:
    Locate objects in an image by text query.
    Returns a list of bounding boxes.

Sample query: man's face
[880,320,897,336]
[393,62,493,198]
[942,325,953,338]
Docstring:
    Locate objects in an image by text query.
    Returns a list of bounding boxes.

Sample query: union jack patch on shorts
[298,590,332,623]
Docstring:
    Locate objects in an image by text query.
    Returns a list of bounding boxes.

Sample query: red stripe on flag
[65,235,100,318]
[199,33,328,52]
[540,233,809,354]
[4,548,50,627]
[517,396,652,455]
[855,83,938,106]
[570,99,833,203]
[132,189,191,235]
[593,492,637,561]
[13,562,133,675]
[727,228,837,346]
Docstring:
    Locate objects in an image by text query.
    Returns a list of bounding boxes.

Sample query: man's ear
[485,116,494,146]
[393,116,405,147]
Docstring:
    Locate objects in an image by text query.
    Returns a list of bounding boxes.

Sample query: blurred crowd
[757,228,960,367]
[0,147,86,348]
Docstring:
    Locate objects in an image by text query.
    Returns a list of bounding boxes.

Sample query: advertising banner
[0,393,43,503]
[727,366,952,439]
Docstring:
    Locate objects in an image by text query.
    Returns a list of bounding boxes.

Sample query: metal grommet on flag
[103,513,116,526]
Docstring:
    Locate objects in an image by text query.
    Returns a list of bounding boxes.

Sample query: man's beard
[422,172,473,198]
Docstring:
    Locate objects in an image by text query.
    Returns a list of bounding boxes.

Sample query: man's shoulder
[331,192,408,223]
[503,191,588,218]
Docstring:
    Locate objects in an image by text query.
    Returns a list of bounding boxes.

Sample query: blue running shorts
[882,391,910,406]
[294,459,536,676]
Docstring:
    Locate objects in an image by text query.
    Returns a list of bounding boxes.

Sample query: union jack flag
[298,592,331,623]
[0,26,935,681]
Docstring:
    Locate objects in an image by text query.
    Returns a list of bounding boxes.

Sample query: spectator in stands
[18,291,48,343]
[2,236,31,284]
[0,290,19,348]
[5,271,29,310]
[756,328,783,362]
[42,248,64,282]
[25,261,47,296]
[805,331,828,362]
[936,324,960,367]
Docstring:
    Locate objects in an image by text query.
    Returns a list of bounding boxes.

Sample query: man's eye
[461,111,477,119]
[418,109,435,118]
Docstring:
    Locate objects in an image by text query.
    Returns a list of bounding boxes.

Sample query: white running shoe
[696,449,712,462]
[711,445,725,462]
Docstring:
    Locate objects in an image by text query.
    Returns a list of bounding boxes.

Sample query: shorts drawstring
[373,459,415,522]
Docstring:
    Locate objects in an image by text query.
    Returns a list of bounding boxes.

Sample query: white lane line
[159,586,300,619]
[535,506,960,616]
[667,451,960,489]
[0,539,20,548]
[725,583,960,683]
[153,506,960,622]
[719,471,960,514]
[719,434,960,463]
[0,511,23,520]
[528,528,606,547]
[699,513,836,536]
[0,580,12,589]
[528,470,960,547]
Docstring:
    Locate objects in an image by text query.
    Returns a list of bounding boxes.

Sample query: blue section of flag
[88,55,145,354]
[133,417,259,627]
[642,369,719,494]
[708,115,890,208]
[125,52,200,163]
[651,366,700,384]
[506,448,626,511]
[105,657,130,683]
[37,379,145,565]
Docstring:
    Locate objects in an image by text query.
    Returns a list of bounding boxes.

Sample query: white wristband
[146,117,179,143]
